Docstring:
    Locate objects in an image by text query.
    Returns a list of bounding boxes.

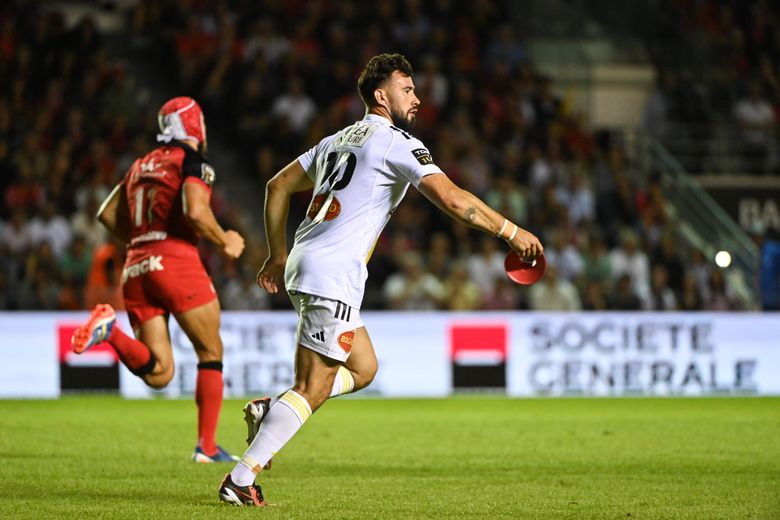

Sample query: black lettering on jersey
[390,125,411,140]
[200,164,216,186]
[412,148,433,165]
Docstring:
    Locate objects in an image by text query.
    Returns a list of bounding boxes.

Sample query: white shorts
[289,291,363,362]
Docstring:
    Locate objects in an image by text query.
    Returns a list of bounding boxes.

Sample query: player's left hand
[223,230,245,259]
[256,257,286,294]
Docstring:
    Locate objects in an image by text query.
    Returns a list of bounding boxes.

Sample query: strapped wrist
[496,218,509,238]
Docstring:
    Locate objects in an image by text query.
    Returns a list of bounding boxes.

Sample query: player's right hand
[257,257,286,294]
[507,226,543,259]
[223,230,245,259]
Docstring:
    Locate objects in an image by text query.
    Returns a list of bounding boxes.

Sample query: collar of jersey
[362,114,392,125]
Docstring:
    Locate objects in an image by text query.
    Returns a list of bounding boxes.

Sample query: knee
[353,361,378,392]
[144,362,174,390]
[193,342,222,363]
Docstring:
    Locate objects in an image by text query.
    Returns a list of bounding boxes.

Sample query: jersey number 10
[323,151,357,191]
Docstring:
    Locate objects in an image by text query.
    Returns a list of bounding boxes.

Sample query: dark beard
[390,108,416,132]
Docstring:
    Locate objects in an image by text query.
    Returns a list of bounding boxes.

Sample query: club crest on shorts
[338,330,355,353]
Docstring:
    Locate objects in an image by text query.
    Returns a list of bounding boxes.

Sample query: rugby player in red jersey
[71,97,246,463]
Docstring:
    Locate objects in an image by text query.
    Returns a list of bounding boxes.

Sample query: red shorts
[122,241,216,329]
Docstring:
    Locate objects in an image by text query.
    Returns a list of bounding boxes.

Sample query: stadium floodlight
[715,250,732,268]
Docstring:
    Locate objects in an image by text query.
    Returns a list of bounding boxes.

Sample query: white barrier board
[0,312,777,397]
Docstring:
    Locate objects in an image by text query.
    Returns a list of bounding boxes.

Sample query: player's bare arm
[182,180,245,259]
[257,160,314,294]
[96,181,131,243]
[418,172,543,258]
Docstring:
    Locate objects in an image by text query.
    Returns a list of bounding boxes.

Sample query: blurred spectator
[485,174,528,226]
[4,161,45,215]
[441,260,481,311]
[703,269,737,311]
[70,196,108,251]
[734,81,775,175]
[222,274,271,311]
[687,249,712,298]
[271,77,316,136]
[414,54,448,114]
[0,271,12,309]
[57,235,92,289]
[425,231,452,281]
[583,280,609,311]
[609,229,651,305]
[24,242,59,282]
[595,146,640,234]
[2,209,33,255]
[17,269,61,310]
[28,201,72,257]
[678,273,703,311]
[466,235,506,301]
[642,71,677,141]
[482,276,522,310]
[555,169,595,226]
[582,231,612,285]
[486,24,527,70]
[528,265,582,311]
[651,231,686,294]
[244,18,290,65]
[607,274,642,311]
[543,228,584,282]
[647,264,677,311]
[383,251,445,310]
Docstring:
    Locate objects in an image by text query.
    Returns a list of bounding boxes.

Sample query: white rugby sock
[231,390,312,486]
[329,365,355,397]
[264,366,353,411]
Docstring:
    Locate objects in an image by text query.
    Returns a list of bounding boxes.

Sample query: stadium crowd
[644,0,780,175]
[0,0,744,312]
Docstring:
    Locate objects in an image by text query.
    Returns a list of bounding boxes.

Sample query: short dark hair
[357,53,414,108]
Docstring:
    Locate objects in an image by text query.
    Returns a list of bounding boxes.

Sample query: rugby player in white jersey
[218,53,543,506]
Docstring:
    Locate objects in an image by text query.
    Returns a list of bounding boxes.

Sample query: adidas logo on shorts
[311,331,325,342]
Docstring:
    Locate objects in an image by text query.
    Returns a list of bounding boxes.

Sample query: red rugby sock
[108,327,153,374]
[196,362,224,455]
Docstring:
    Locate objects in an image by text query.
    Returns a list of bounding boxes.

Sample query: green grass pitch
[0,396,778,519]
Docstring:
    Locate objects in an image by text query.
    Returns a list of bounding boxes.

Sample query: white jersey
[285,114,442,308]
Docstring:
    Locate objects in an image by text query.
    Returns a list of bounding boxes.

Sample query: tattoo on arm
[464,206,477,223]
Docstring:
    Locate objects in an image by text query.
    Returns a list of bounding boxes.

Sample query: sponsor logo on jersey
[201,164,216,186]
[141,159,158,172]
[341,123,377,147]
[122,255,164,282]
[133,159,167,180]
[307,194,341,221]
[338,330,355,353]
[412,148,433,165]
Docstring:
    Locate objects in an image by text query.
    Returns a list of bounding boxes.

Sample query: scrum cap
[157,97,205,144]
